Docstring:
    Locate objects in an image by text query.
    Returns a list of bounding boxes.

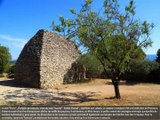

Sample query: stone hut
[15,29,82,89]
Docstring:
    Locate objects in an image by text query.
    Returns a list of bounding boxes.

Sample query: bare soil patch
[0,78,159,106]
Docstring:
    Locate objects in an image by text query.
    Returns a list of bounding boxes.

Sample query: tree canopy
[0,45,11,74]
[78,53,103,79]
[52,0,154,98]
[156,49,160,64]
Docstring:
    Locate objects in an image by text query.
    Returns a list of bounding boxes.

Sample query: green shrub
[7,64,16,78]
[156,49,160,64]
[124,60,159,82]
[78,53,103,79]
[8,64,16,74]
[0,45,11,74]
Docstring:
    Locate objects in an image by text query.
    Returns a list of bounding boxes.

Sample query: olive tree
[52,0,153,98]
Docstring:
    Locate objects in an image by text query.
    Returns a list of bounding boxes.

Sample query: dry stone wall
[15,29,81,89]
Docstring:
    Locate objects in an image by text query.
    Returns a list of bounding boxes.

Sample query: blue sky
[0,0,160,60]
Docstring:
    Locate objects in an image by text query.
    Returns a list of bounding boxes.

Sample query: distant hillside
[10,60,16,64]
[146,54,157,61]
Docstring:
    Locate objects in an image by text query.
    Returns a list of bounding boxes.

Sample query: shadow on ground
[0,79,100,106]
[1,89,99,106]
[105,81,137,86]
[0,79,32,88]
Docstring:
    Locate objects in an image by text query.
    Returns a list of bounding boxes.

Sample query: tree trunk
[83,65,87,79]
[112,79,121,99]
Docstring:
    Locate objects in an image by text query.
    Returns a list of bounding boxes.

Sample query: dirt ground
[0,77,160,106]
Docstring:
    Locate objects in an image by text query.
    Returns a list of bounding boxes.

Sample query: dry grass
[57,79,160,106]
[0,78,160,106]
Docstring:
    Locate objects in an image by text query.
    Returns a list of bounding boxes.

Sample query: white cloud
[0,34,27,48]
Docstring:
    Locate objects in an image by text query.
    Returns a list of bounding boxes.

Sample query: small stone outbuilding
[15,29,82,89]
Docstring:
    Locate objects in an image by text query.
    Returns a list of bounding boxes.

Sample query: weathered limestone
[15,29,81,88]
